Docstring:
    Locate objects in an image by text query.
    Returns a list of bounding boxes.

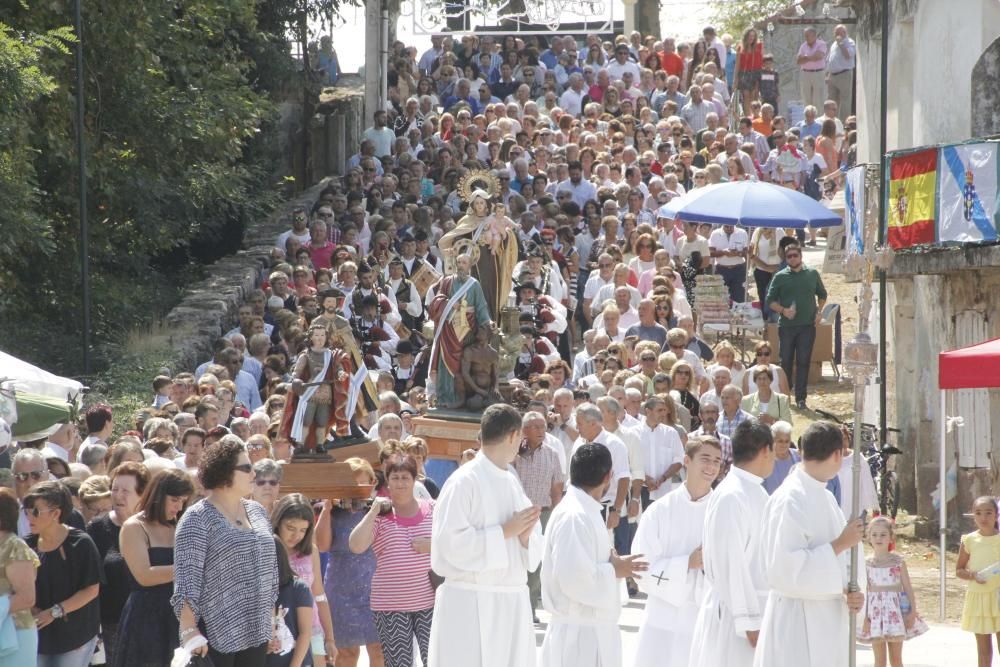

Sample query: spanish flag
[887,148,937,249]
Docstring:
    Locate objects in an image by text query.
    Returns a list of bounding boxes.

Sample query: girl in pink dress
[274,493,339,664]
[859,516,928,667]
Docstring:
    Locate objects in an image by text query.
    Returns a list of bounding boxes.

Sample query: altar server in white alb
[753,421,865,667]
[541,442,649,667]
[428,404,543,667]
[632,435,722,667]
[688,419,775,667]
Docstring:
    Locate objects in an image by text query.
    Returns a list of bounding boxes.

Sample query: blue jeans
[778,324,817,403]
[614,514,636,556]
[716,263,747,303]
[38,635,98,667]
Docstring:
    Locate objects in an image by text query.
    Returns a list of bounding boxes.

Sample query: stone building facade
[848,0,1000,525]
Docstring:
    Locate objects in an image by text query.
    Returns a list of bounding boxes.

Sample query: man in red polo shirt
[307,219,336,270]
[659,37,684,79]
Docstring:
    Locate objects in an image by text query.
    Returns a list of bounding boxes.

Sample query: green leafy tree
[0,22,72,291]
[710,0,789,37]
[0,0,295,374]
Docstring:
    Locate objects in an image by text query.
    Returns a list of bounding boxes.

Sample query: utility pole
[74,0,91,375]
[364,0,383,123]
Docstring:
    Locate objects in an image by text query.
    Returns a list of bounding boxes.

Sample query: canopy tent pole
[939,390,947,622]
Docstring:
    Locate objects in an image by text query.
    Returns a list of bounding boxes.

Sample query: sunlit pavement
[356,591,974,666]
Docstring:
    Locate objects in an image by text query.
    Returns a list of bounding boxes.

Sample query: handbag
[428,570,445,590]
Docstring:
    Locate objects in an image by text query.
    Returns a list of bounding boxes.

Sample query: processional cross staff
[842,163,895,667]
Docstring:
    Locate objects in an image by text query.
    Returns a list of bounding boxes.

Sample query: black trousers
[778,324,817,403]
[208,642,268,667]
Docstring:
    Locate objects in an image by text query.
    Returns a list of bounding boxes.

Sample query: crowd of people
[0,21,950,667]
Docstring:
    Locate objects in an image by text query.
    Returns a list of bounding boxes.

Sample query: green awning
[9,391,74,438]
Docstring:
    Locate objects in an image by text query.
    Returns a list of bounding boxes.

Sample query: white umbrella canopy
[0,350,84,402]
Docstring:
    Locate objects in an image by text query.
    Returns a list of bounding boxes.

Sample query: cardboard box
[765,323,833,365]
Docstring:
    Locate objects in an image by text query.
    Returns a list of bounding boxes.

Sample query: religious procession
[2,1,1000,667]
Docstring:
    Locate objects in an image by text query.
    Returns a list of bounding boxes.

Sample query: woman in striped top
[172,435,278,667]
[348,454,435,667]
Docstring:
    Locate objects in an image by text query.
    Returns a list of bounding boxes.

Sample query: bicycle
[814,409,903,519]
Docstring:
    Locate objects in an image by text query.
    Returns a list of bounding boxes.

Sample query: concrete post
[331,114,346,176]
[622,0,636,34]
[364,0,382,124]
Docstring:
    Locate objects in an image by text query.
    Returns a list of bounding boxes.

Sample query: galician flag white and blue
[937,142,999,244]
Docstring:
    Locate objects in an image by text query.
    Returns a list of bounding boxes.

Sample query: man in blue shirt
[441,79,480,114]
[539,36,565,70]
[795,105,823,139]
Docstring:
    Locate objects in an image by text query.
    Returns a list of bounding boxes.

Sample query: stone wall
[131,81,366,377]
[752,1,855,119]
[159,179,331,375]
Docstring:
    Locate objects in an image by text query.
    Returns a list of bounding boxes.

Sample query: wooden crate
[280,461,373,500]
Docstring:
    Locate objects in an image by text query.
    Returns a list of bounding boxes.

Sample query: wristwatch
[51,603,65,619]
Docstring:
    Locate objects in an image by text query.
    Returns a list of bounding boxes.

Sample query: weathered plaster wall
[850,0,1000,520]
[971,36,1000,138]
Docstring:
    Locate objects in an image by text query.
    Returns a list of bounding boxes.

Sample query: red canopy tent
[939,337,1000,389]
[935,337,1000,618]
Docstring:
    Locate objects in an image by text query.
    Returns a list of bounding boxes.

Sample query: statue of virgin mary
[438,179,518,321]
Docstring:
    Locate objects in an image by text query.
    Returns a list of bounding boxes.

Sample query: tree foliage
[0,0,332,375]
[709,0,790,37]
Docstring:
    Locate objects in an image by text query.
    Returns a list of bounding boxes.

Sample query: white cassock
[572,430,630,506]
[428,452,543,667]
[637,422,685,501]
[753,467,851,667]
[632,483,711,667]
[836,451,879,520]
[540,485,622,667]
[688,466,769,667]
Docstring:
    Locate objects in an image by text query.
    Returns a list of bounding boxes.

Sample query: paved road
[357,591,973,666]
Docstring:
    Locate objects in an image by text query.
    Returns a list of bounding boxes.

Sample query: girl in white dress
[859,516,928,667]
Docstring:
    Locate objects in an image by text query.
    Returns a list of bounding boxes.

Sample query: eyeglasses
[363,167,376,172]
[255,479,279,487]
[641,356,656,362]
[758,351,772,357]
[23,506,57,518]
[14,471,46,483]
[234,463,253,474]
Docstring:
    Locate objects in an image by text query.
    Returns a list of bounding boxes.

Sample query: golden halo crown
[458,169,500,203]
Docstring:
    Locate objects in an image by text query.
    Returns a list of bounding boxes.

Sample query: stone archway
[971,35,1000,138]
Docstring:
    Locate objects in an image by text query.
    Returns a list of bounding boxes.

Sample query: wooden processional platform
[279,439,380,500]
[281,410,481,499]
[411,410,482,462]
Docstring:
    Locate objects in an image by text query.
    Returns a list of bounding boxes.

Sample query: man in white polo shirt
[709,224,749,303]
